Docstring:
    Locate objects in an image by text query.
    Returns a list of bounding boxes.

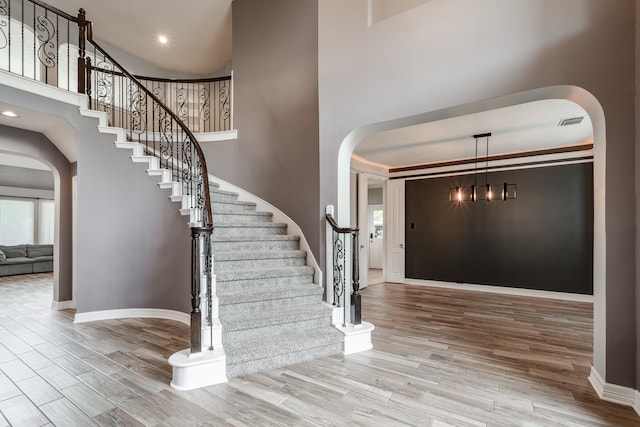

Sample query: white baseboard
[589,366,640,416]
[74,308,189,324]
[51,299,75,310]
[404,278,594,303]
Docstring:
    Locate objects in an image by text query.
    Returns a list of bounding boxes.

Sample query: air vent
[558,116,584,127]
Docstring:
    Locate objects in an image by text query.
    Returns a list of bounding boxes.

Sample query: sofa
[0,244,54,276]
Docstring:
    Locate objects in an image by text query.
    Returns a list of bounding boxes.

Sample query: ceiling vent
[558,116,584,127]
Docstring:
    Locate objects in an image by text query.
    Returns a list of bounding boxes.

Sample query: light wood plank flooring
[0,273,638,426]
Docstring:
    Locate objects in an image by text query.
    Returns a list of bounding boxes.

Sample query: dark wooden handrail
[30,0,79,22]
[84,20,213,228]
[326,212,358,234]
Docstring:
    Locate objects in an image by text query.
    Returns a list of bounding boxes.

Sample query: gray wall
[0,165,54,191]
[319,1,636,388]
[203,0,321,259]
[0,83,191,314]
[0,125,72,302]
[75,121,191,313]
[368,187,383,205]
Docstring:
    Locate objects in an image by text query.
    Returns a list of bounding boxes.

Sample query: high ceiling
[45,0,233,76]
[0,1,594,174]
[354,99,593,172]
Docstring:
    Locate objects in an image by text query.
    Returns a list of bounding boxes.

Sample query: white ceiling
[44,0,233,76]
[0,2,594,173]
[0,102,77,162]
[354,99,593,171]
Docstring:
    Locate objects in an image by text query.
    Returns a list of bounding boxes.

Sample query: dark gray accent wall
[0,165,54,191]
[405,163,594,294]
[202,0,321,259]
[0,125,72,301]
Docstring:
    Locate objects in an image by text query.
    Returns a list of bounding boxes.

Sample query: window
[38,199,55,244]
[0,199,35,245]
[0,198,55,245]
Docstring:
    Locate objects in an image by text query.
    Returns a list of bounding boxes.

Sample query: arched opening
[0,123,75,310]
[336,84,607,383]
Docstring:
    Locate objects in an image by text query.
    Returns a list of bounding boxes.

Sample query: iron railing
[1,0,216,355]
[136,75,231,133]
[326,212,361,326]
[0,0,81,91]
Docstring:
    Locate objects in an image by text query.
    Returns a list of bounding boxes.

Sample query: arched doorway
[336,84,607,386]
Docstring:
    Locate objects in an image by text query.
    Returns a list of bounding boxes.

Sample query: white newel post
[326,205,374,354]
[168,230,227,390]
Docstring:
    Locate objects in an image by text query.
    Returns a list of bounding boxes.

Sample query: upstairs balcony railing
[0,0,218,356]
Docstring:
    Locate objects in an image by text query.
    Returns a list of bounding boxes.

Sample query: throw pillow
[0,250,6,262]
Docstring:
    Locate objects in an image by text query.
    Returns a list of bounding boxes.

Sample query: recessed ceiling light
[1,111,19,118]
[158,35,168,44]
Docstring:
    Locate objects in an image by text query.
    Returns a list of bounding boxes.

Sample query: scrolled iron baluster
[128,84,146,135]
[176,86,189,122]
[332,231,344,309]
[219,84,230,121]
[199,86,210,123]
[35,14,56,69]
[0,0,8,50]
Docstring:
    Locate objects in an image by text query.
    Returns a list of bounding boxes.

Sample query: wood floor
[0,273,638,426]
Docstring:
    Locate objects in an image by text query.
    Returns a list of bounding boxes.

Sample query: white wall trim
[351,154,390,178]
[51,299,75,310]
[589,366,640,416]
[196,130,238,143]
[0,69,86,107]
[74,308,189,324]
[404,278,594,303]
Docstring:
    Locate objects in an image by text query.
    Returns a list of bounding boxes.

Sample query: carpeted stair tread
[212,235,299,243]
[211,199,256,208]
[215,250,305,262]
[215,265,314,282]
[210,188,239,198]
[214,222,288,229]
[213,210,272,218]
[224,328,343,366]
[220,303,331,332]
[218,282,322,305]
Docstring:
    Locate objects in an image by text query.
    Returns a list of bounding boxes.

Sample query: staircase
[210,181,343,377]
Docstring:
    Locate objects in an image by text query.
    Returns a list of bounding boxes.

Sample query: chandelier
[449,133,517,202]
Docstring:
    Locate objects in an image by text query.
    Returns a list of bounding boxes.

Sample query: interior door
[357,173,369,289]
[368,205,384,269]
[385,179,405,283]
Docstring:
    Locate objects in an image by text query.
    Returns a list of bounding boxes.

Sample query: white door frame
[385,179,405,283]
[357,172,369,289]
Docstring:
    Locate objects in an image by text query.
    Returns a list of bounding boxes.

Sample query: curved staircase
[210,182,343,377]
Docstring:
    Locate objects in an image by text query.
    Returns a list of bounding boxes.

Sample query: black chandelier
[449,133,517,202]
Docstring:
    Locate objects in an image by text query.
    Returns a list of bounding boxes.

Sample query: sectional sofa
[0,244,54,276]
